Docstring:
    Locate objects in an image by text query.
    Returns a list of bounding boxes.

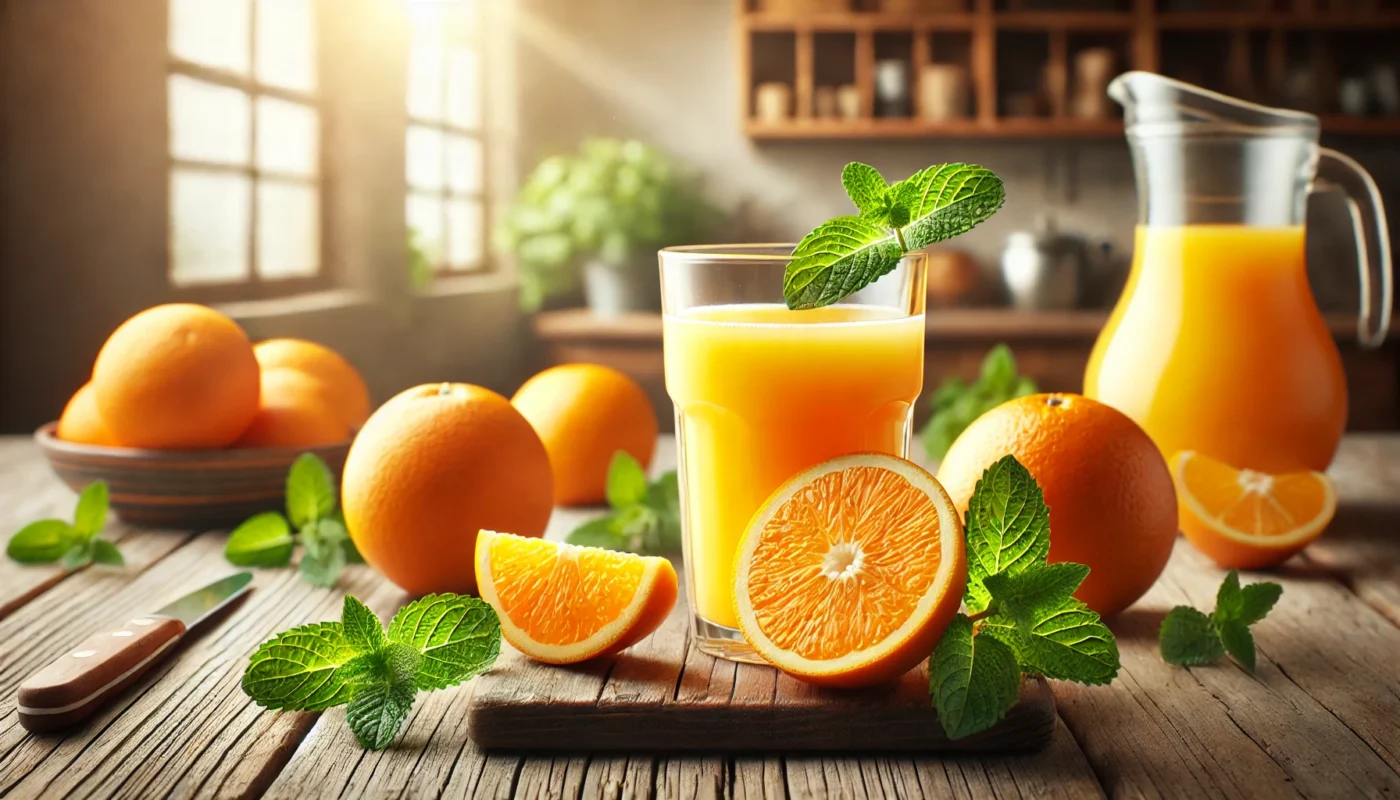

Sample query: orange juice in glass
[661,246,926,662]
[1085,73,1391,475]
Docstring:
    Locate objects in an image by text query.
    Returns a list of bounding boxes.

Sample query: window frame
[167,0,330,302]
[405,8,490,277]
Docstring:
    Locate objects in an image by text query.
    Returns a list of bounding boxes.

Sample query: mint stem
[893,226,908,253]
[967,606,996,624]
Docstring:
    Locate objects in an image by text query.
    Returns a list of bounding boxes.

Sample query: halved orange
[1173,450,1337,569]
[733,454,966,688]
[475,531,678,664]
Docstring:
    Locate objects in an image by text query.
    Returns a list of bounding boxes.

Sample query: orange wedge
[1173,450,1337,569]
[475,531,678,664]
[733,454,966,688]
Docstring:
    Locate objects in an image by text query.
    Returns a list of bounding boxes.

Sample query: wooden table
[1,435,1399,799]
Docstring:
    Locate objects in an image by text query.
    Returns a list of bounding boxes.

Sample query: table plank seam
[1268,659,1400,777]
[1298,552,1400,632]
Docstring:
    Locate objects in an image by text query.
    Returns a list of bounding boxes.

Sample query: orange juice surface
[664,304,924,628]
[1085,225,1346,473]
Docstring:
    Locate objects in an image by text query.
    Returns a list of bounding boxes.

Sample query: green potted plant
[498,138,721,315]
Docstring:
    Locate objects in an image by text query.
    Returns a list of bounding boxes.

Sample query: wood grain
[2,435,1400,798]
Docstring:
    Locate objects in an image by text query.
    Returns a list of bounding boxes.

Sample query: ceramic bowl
[35,423,351,530]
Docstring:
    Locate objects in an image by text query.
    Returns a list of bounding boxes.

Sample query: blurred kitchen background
[2,0,1398,435]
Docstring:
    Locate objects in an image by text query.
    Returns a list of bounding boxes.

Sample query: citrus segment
[476,531,678,664]
[734,454,965,688]
[1173,450,1336,569]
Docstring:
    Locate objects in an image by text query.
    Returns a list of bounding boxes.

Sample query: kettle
[999,215,1115,310]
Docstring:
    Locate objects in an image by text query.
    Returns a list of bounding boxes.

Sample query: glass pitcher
[1085,72,1392,474]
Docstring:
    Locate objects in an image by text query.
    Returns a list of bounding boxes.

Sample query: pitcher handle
[1315,148,1392,349]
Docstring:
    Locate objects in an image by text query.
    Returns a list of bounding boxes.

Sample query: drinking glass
[660,245,927,662]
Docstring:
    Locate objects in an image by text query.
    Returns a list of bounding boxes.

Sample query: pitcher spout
[1109,70,1318,139]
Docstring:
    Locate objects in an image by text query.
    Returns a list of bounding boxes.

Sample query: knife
[16,572,253,732]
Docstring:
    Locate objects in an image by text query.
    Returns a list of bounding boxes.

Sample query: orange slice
[475,531,678,664]
[733,454,966,688]
[1172,450,1337,569]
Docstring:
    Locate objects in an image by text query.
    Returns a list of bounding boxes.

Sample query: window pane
[447,199,482,270]
[258,181,320,278]
[169,75,251,165]
[407,193,445,264]
[446,48,481,129]
[445,135,482,195]
[406,125,444,191]
[255,0,316,92]
[171,170,251,285]
[256,97,318,177]
[170,0,249,73]
[406,36,444,121]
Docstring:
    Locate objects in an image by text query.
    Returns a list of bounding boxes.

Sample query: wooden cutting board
[467,572,1055,753]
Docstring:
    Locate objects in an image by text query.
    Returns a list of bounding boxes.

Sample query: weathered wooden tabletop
[1,434,1399,799]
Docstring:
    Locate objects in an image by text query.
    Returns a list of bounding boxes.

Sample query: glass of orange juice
[660,245,927,662]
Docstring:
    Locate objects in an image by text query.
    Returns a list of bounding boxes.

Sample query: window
[167,0,322,294]
[405,6,487,274]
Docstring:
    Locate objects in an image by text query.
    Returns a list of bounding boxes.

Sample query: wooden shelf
[738,3,1400,140]
[745,117,1122,139]
[1156,11,1400,29]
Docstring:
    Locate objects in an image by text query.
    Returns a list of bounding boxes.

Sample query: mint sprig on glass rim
[784,162,1005,310]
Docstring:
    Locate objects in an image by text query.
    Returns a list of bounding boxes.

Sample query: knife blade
[16,572,253,732]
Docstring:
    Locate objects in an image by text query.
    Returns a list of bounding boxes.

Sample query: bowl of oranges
[37,304,369,529]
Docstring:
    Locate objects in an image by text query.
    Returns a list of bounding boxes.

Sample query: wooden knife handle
[17,614,186,732]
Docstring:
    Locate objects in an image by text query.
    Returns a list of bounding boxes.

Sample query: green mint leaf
[979,344,1018,392]
[1012,376,1037,398]
[783,216,903,311]
[963,456,1050,614]
[895,163,1006,252]
[89,538,124,566]
[606,451,649,510]
[342,595,388,653]
[72,480,109,537]
[930,614,1021,740]
[336,641,422,686]
[286,453,336,528]
[615,505,659,553]
[346,679,417,750]
[1008,598,1119,685]
[243,621,359,710]
[342,536,365,563]
[61,541,92,571]
[566,516,624,549]
[225,512,295,567]
[841,162,888,220]
[1213,570,1244,621]
[646,471,679,516]
[299,541,346,588]
[7,519,77,564]
[1159,606,1224,666]
[387,594,502,691]
[1217,620,1257,671]
[1235,582,1282,626]
[1212,572,1281,627]
[983,562,1090,624]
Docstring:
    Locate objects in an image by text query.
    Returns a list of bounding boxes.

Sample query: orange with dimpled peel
[475,531,678,664]
[733,453,966,688]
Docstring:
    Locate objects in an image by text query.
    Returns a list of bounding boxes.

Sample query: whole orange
[233,368,351,448]
[56,383,115,447]
[341,383,554,595]
[511,364,657,506]
[935,393,1177,617]
[253,338,370,429]
[92,304,260,449]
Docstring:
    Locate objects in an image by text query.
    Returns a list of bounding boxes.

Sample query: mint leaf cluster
[566,451,680,555]
[242,593,501,749]
[7,481,123,569]
[930,456,1120,740]
[921,344,1037,460]
[224,453,361,587]
[1160,570,1281,671]
[784,162,1005,310]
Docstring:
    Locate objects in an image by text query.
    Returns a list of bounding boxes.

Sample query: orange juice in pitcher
[1085,73,1392,476]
